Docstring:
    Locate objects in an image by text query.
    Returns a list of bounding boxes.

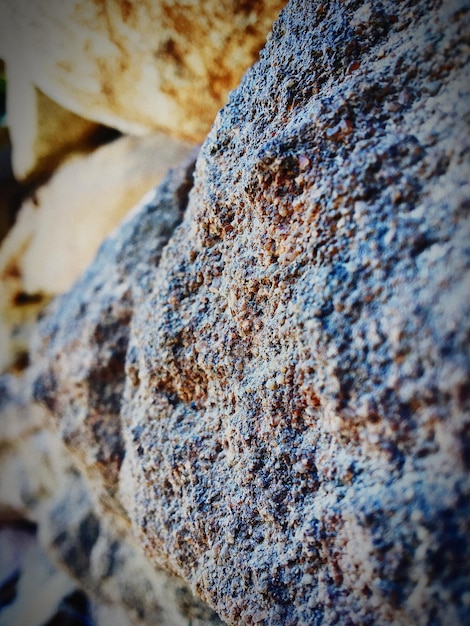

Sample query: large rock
[30,0,470,624]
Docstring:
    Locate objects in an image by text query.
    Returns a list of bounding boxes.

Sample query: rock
[1,132,194,296]
[0,372,224,626]
[0,154,221,625]
[39,460,225,626]
[28,0,470,624]
[30,151,199,527]
[0,132,194,373]
[4,70,101,181]
[0,0,285,143]
[0,526,79,626]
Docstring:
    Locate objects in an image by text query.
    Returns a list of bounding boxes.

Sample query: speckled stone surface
[0,372,224,626]
[32,0,469,624]
[32,151,199,525]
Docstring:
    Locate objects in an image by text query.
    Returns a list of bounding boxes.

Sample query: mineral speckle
[29,0,470,624]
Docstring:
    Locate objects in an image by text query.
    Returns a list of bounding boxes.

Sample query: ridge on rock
[32,151,199,524]
[32,0,470,625]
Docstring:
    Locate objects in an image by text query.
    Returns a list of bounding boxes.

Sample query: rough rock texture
[0,0,285,144]
[31,151,199,527]
[0,132,193,373]
[25,0,470,624]
[0,373,224,626]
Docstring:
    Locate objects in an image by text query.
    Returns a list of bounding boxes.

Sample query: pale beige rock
[0,537,77,626]
[0,132,193,373]
[0,0,285,143]
[15,132,193,294]
[5,65,100,181]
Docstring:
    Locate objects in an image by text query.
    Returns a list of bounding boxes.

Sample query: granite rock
[30,0,470,624]
[0,371,224,626]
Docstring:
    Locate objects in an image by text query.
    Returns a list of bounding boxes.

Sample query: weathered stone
[0,0,285,143]
[0,132,193,373]
[30,150,198,525]
[39,463,225,626]
[0,371,224,626]
[29,0,470,624]
[0,152,224,625]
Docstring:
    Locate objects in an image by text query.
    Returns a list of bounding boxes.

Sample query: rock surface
[0,372,224,626]
[30,150,199,526]
[16,0,470,624]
